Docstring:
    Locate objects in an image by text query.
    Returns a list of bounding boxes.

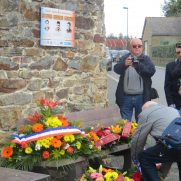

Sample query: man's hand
[125,57,133,67]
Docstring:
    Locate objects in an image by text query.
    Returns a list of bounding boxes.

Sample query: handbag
[150,88,159,99]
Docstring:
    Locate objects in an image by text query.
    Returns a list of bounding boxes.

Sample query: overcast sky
[104,0,165,38]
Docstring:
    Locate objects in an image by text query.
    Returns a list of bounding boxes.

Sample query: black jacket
[114,53,156,108]
[164,59,181,108]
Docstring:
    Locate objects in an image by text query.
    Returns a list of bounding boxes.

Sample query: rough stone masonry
[0,0,108,155]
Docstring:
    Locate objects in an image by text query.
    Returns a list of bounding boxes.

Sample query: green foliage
[161,0,181,17]
[151,44,177,58]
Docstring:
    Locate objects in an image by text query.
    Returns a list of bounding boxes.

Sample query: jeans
[138,145,181,181]
[120,94,143,123]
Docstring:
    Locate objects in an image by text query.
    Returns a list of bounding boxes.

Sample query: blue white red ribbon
[11,127,85,145]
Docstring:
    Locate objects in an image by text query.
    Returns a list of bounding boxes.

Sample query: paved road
[107,63,179,180]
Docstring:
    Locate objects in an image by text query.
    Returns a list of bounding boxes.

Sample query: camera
[130,56,144,67]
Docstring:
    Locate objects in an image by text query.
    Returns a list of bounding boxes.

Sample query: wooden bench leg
[67,162,83,181]
[122,149,132,172]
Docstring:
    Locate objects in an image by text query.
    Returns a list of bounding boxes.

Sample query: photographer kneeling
[114,38,156,122]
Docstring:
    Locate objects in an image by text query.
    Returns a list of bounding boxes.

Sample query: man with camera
[114,38,155,122]
[164,43,181,110]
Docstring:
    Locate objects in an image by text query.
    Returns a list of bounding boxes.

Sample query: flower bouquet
[110,120,138,146]
[0,98,96,171]
[76,165,134,181]
[128,160,169,181]
[84,125,121,152]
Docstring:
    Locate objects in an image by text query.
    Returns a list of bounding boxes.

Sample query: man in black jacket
[114,38,155,122]
[164,43,181,110]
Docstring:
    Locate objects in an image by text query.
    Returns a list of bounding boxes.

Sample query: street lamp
[123,7,128,50]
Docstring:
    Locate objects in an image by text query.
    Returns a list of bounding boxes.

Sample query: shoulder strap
[177,109,181,115]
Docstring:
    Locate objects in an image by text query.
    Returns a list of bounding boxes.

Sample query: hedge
[151,44,177,58]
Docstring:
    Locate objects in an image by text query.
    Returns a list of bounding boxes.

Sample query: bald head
[130,38,142,46]
[142,101,157,111]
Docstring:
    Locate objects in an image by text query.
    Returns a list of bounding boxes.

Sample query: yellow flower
[98,147,101,151]
[76,142,81,149]
[19,148,23,152]
[124,177,131,181]
[69,135,75,142]
[8,157,12,162]
[64,135,70,142]
[37,139,43,147]
[80,134,83,138]
[112,172,118,179]
[25,147,32,154]
[91,141,95,146]
[87,134,91,138]
[60,150,65,155]
[104,172,112,179]
[10,143,15,148]
[45,117,62,128]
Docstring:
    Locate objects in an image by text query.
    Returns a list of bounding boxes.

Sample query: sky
[104,0,165,38]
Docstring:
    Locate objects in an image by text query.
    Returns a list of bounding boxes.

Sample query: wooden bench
[15,107,131,181]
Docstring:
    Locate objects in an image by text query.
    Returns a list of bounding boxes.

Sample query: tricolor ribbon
[11,126,84,145]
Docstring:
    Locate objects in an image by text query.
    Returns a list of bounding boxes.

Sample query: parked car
[111,50,119,62]
[119,50,130,61]
[106,47,112,71]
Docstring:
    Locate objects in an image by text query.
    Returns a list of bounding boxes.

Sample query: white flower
[35,144,41,151]
[89,145,93,149]
[45,122,49,126]
[19,134,24,137]
[64,143,70,150]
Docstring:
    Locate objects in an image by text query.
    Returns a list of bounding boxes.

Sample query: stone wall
[0,0,107,153]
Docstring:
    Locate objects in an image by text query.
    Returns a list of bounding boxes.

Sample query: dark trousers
[138,145,181,181]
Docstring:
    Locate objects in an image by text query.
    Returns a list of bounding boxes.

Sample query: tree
[161,0,181,17]
[118,32,123,39]
[106,33,118,39]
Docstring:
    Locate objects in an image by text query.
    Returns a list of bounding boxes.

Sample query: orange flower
[58,115,69,127]
[111,125,122,134]
[56,135,63,140]
[102,168,113,173]
[50,138,62,148]
[42,151,49,159]
[130,127,135,135]
[67,147,74,154]
[21,127,26,132]
[21,142,28,148]
[60,120,69,127]
[2,146,13,158]
[32,124,44,132]
[90,132,99,141]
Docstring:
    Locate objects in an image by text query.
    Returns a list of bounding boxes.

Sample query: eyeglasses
[132,45,143,48]
[176,51,181,54]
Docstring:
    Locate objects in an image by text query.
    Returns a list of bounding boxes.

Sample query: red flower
[36,97,47,106]
[46,100,59,108]
[26,111,43,122]
[97,131,105,137]
[21,127,26,132]
[58,115,68,121]
[133,171,142,181]
[21,142,28,149]
[56,135,63,140]
[67,147,74,154]
[42,151,49,159]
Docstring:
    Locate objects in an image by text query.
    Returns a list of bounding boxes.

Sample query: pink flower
[105,130,111,135]
[90,172,103,179]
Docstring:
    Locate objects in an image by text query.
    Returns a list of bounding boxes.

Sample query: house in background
[106,39,128,50]
[142,17,181,57]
